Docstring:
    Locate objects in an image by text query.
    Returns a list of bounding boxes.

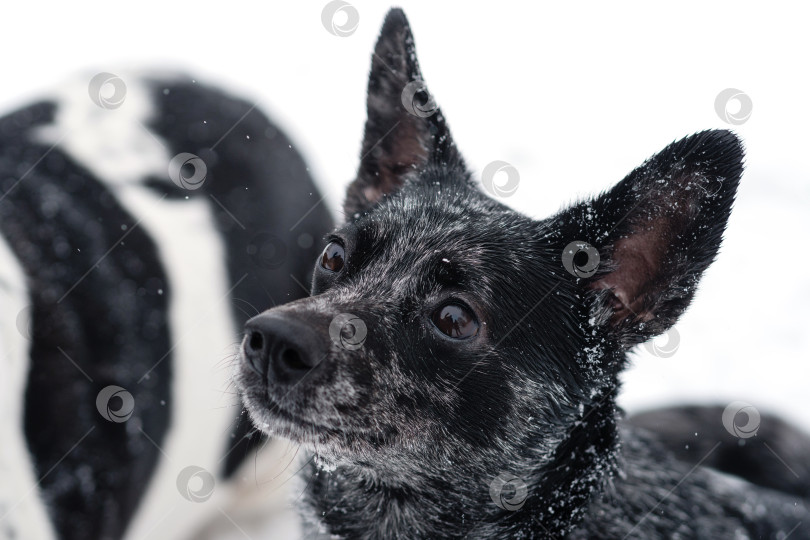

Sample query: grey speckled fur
[236,8,810,539]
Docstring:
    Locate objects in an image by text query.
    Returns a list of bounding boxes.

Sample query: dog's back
[0,73,331,539]
[628,405,810,499]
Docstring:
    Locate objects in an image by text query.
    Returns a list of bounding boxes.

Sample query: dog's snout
[243,312,326,384]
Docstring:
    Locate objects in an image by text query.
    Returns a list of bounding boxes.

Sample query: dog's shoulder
[570,424,810,539]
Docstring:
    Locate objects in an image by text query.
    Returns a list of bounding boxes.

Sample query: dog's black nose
[243,313,326,384]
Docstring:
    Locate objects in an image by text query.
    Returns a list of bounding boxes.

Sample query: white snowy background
[3,0,809,449]
[1,1,808,537]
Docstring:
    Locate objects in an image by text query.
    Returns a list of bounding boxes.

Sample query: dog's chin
[234,362,340,449]
[236,377,307,441]
[235,360,397,460]
[239,388,395,464]
[249,411,309,444]
[242,392,320,443]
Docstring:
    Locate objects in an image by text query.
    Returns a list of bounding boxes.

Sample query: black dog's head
[236,9,743,486]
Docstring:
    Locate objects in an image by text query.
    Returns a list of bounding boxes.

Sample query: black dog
[237,9,809,539]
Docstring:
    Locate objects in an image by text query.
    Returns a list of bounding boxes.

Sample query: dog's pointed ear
[555,130,744,346]
[343,8,463,219]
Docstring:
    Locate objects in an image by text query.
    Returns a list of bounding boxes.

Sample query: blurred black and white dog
[236,9,810,539]
[0,74,331,538]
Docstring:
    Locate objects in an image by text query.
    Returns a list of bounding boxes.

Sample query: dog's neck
[301,390,620,538]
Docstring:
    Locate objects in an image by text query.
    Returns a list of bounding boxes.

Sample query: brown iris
[431,303,479,339]
[321,242,345,272]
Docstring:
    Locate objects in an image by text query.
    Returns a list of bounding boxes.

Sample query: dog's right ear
[343,8,463,219]
[553,130,744,348]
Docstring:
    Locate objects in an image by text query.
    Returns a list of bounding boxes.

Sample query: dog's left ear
[343,8,463,218]
[554,130,744,346]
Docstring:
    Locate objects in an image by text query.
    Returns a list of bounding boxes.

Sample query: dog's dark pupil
[432,304,478,339]
[321,242,345,272]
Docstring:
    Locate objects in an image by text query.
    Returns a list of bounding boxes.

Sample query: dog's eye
[431,303,479,339]
[321,241,345,272]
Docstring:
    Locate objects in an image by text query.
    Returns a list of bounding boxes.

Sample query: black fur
[0,78,331,538]
[0,101,172,540]
[236,9,809,539]
[143,78,333,474]
[629,405,810,500]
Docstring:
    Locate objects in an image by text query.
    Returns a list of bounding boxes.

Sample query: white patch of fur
[36,73,246,539]
[0,233,57,540]
[34,73,171,187]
